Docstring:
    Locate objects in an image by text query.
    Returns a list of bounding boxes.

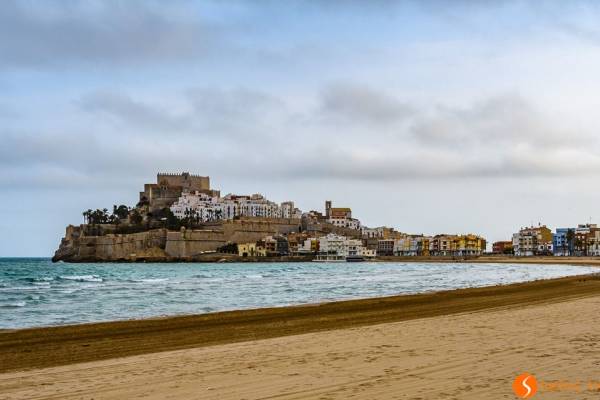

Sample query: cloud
[318,84,414,126]
[78,87,287,141]
[410,94,587,150]
[0,0,220,69]
[79,91,190,133]
[10,86,600,188]
[3,86,586,188]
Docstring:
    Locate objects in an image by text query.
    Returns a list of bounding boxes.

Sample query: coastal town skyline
[4,1,600,256]
[50,171,600,261]
[3,167,600,256]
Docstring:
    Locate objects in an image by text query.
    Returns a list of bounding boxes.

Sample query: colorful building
[512,225,553,256]
[237,243,267,257]
[430,234,486,256]
[492,241,513,254]
[553,224,599,256]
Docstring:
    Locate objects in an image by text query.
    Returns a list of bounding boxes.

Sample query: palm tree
[566,229,575,256]
[82,209,91,224]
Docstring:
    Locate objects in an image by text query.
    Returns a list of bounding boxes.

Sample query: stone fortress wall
[53,217,302,262]
[165,218,301,258]
[304,221,362,239]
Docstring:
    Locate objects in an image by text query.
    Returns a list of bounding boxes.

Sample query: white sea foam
[59,275,103,283]
[0,286,38,291]
[135,278,169,283]
[80,284,105,289]
[1,301,26,308]
[204,278,224,283]
[34,277,54,282]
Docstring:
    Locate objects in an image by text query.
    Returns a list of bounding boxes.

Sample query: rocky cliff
[52,217,302,262]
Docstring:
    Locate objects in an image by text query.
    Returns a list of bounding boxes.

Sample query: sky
[3,0,600,256]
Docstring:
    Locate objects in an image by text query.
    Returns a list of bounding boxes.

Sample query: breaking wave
[59,275,103,283]
[1,301,26,308]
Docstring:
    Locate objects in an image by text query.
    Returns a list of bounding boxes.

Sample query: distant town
[55,172,598,262]
[504,224,600,257]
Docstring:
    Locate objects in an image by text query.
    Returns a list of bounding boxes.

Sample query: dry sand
[3,273,600,399]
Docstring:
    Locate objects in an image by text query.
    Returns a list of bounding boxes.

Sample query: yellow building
[431,234,486,256]
[238,243,267,257]
[420,237,431,256]
[456,234,486,255]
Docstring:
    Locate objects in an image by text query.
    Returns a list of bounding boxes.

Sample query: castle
[139,172,220,212]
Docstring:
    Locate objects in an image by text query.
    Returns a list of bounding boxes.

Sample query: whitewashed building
[362,227,385,238]
[328,215,361,230]
[281,201,302,219]
[325,201,361,230]
[316,233,374,260]
[170,191,301,222]
[170,191,222,221]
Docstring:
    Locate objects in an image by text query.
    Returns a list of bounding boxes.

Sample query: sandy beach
[2,272,600,399]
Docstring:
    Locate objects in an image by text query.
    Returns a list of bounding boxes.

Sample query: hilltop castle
[139,172,220,212]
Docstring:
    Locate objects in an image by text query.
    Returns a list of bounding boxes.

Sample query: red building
[492,241,513,254]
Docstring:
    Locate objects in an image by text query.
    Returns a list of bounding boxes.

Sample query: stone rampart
[53,217,303,262]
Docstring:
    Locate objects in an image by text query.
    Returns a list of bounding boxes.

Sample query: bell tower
[325,200,332,218]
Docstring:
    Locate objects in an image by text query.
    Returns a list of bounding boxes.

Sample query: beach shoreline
[5,293,599,399]
[3,272,600,374]
[49,254,600,265]
[377,255,600,265]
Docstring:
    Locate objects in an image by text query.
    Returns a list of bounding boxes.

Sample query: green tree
[113,204,130,220]
[130,210,143,225]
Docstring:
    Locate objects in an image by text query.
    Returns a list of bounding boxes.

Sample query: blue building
[553,228,574,256]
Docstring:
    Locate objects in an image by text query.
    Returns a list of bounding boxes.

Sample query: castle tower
[325,200,332,218]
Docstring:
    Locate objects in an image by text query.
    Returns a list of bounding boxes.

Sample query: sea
[0,258,597,329]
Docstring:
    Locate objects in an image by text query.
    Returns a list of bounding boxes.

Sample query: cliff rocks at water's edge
[52,218,313,262]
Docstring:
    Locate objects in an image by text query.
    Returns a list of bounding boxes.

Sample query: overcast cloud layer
[3,0,600,256]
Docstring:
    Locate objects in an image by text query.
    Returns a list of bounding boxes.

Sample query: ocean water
[0,258,597,329]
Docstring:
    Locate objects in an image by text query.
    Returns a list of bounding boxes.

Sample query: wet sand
[3,273,600,399]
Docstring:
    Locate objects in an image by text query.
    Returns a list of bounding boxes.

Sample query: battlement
[157,172,209,179]
[156,173,210,190]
